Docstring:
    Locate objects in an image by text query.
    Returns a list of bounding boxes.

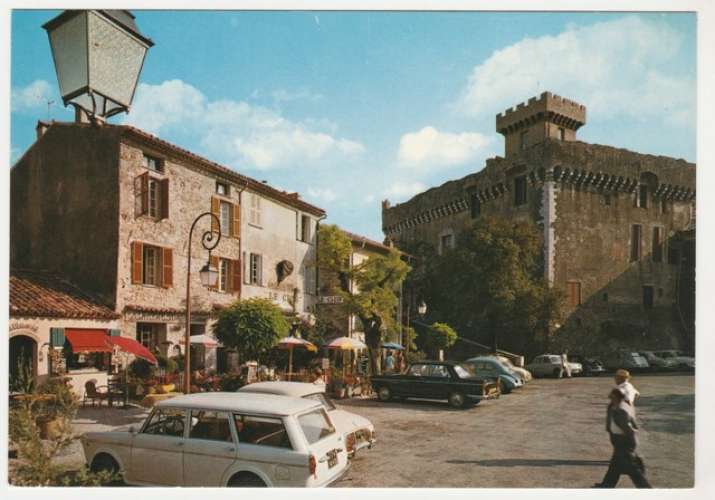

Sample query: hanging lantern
[43,10,153,120]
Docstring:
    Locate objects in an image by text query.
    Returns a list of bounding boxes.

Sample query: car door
[182,409,238,486]
[403,363,432,398]
[129,407,186,485]
[423,364,452,398]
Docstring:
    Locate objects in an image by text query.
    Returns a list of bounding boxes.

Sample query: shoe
[592,483,606,488]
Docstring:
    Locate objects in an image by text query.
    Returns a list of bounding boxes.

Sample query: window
[249,193,262,226]
[219,258,230,292]
[520,130,528,151]
[234,414,292,449]
[408,364,430,377]
[643,286,654,309]
[558,127,565,141]
[440,233,454,255]
[297,409,335,445]
[514,175,527,206]
[65,350,109,371]
[142,408,185,437]
[143,245,161,285]
[131,242,173,287]
[189,410,233,442]
[137,323,160,350]
[135,173,168,220]
[636,184,648,208]
[219,201,231,237]
[630,224,642,262]
[652,227,663,263]
[470,192,481,218]
[299,214,312,242]
[567,281,581,308]
[216,181,230,196]
[249,253,262,285]
[143,153,164,173]
[429,365,450,378]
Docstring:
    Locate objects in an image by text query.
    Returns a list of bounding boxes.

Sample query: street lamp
[43,10,153,121]
[184,212,221,394]
[417,301,427,316]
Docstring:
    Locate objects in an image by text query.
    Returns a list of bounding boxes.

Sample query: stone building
[382,92,695,353]
[11,120,325,373]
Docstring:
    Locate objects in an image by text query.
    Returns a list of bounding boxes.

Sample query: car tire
[501,384,512,395]
[448,392,466,408]
[90,454,122,485]
[377,386,392,402]
[228,472,267,487]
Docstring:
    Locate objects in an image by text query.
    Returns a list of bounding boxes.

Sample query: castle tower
[496,92,586,158]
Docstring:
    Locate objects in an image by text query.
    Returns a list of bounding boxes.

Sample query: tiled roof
[10,269,119,320]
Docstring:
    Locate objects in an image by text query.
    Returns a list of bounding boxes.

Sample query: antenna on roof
[46,99,55,121]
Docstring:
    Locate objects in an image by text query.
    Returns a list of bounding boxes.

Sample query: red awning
[65,329,113,353]
[105,336,158,365]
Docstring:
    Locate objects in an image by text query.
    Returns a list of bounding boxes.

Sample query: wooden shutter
[231,202,241,238]
[258,254,264,286]
[160,178,170,219]
[131,241,143,284]
[162,247,173,287]
[232,259,242,295]
[50,327,66,347]
[135,172,149,216]
[211,197,220,233]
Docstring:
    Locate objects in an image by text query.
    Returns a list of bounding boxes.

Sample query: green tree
[213,298,289,362]
[317,224,410,375]
[419,322,458,358]
[412,217,562,357]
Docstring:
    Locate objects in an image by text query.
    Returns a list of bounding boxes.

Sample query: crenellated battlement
[496,91,586,135]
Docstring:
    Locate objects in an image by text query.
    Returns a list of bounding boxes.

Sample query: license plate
[327,450,338,468]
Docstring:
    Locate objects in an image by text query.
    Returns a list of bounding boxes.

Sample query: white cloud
[12,80,56,112]
[271,88,324,104]
[456,16,694,126]
[124,80,364,170]
[398,126,492,169]
[382,181,427,202]
[306,187,338,203]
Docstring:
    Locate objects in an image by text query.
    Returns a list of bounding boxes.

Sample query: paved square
[333,374,694,488]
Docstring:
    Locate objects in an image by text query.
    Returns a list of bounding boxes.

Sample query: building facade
[382,92,695,353]
[11,120,325,374]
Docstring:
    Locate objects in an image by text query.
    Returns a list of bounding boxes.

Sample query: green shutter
[109,329,121,337]
[50,327,65,347]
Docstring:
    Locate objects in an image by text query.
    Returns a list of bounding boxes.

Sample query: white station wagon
[81,392,350,487]
[239,381,376,458]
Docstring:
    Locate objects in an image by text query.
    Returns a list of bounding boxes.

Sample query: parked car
[494,355,533,383]
[81,392,350,487]
[652,350,695,370]
[639,351,678,371]
[371,360,501,408]
[238,381,375,458]
[603,351,650,372]
[525,354,583,378]
[463,356,522,394]
[569,355,606,376]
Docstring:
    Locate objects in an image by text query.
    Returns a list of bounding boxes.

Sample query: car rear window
[298,409,335,445]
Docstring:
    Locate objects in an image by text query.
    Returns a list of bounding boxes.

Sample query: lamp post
[43,10,153,122]
[404,298,427,358]
[184,212,221,394]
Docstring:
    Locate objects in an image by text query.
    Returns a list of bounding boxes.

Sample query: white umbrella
[277,336,317,381]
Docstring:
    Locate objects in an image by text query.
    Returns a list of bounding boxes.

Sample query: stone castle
[382,92,695,354]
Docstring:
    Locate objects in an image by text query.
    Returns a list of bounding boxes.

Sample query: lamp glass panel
[47,12,89,99]
[87,11,148,107]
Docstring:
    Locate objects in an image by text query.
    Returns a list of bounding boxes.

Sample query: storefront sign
[10,323,39,333]
[319,296,344,304]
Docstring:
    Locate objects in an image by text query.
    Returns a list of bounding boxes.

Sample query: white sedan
[81,392,350,487]
[239,381,376,458]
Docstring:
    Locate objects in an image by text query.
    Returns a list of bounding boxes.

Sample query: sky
[10,10,696,240]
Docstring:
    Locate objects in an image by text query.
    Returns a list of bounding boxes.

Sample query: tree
[410,217,562,357]
[317,224,410,375]
[419,322,458,358]
[213,298,289,362]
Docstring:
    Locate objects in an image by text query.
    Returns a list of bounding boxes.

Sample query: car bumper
[317,460,351,488]
[466,392,500,402]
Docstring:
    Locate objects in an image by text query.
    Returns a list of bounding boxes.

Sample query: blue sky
[11,10,696,240]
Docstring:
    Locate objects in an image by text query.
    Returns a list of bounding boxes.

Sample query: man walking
[594,387,652,488]
[560,352,572,378]
[615,369,640,405]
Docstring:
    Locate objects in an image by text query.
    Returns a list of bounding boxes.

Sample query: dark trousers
[599,434,652,488]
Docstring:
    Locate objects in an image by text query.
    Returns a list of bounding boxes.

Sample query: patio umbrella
[381,342,405,351]
[325,337,367,378]
[190,334,222,348]
[277,336,317,381]
[105,336,158,365]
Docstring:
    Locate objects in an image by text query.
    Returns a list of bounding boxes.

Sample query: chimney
[36,121,50,140]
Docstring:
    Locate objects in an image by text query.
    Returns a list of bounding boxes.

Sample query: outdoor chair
[84,380,121,407]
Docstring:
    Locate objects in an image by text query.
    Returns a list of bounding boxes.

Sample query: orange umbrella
[277,336,317,381]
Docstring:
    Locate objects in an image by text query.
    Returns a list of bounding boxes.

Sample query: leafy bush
[419,322,458,358]
[129,358,154,380]
[219,373,245,392]
[406,350,427,364]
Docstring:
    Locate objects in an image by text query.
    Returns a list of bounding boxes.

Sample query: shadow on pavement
[446,458,611,467]
[336,397,485,412]
[637,393,694,435]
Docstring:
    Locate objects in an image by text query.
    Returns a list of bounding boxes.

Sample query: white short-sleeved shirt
[618,381,640,405]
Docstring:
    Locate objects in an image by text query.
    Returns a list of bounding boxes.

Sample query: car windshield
[298,408,335,445]
[453,364,474,379]
[303,392,336,411]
